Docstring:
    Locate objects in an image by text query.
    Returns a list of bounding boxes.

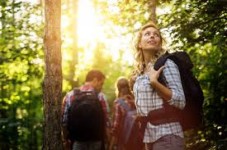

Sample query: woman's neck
[143,52,156,65]
[142,50,157,73]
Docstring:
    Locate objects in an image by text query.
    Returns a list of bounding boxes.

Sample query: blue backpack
[117,99,136,145]
[117,99,143,150]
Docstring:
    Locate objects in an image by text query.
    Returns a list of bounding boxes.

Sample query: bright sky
[19,0,39,4]
[76,0,134,64]
[75,0,172,65]
[77,0,102,46]
[23,0,135,66]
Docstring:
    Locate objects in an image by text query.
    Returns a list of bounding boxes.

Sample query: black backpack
[153,51,204,131]
[67,88,105,142]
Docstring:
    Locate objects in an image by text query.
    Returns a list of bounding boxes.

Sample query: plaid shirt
[62,84,111,128]
[111,95,135,138]
[133,59,186,143]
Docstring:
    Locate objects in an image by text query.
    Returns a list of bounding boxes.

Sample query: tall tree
[149,0,158,23]
[43,0,63,149]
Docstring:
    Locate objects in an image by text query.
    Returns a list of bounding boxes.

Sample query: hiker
[109,77,138,150]
[130,22,186,150]
[62,69,111,150]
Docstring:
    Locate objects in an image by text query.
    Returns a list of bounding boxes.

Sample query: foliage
[61,0,134,104]
[1,0,226,149]
[97,0,151,34]
[159,0,227,149]
[0,0,44,149]
[97,0,227,149]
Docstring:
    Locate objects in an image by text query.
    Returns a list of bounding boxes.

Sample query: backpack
[153,51,204,131]
[67,88,105,142]
[117,99,143,150]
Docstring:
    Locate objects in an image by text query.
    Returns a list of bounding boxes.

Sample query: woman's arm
[149,59,186,109]
[149,65,172,101]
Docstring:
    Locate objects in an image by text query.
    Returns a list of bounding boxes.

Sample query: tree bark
[149,0,157,24]
[43,0,63,149]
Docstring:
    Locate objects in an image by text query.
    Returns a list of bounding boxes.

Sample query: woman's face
[139,27,161,52]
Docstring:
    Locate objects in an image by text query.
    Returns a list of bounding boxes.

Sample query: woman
[130,22,186,150]
[110,77,137,150]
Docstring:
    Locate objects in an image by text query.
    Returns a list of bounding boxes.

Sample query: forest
[0,0,226,149]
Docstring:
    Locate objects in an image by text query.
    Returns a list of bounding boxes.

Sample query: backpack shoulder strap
[154,51,193,70]
[154,52,171,70]
[73,88,99,100]
[171,51,193,70]
[153,52,172,86]
[154,51,193,86]
[73,88,81,96]
[117,99,131,112]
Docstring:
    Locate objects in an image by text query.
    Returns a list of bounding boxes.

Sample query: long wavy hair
[130,22,166,89]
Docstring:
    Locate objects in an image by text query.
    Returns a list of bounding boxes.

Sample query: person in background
[62,69,111,150]
[130,22,186,150]
[109,77,137,150]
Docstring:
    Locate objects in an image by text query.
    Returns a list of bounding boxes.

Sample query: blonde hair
[129,22,166,89]
[133,21,166,75]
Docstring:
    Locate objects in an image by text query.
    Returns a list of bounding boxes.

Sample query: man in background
[62,69,111,150]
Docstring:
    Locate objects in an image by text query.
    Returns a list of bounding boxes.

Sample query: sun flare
[76,0,108,62]
[77,0,106,46]
[62,0,134,73]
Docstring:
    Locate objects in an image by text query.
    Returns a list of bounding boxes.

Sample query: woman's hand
[148,66,165,85]
[148,66,172,101]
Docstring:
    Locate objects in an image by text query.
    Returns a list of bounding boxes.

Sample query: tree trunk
[149,0,157,24]
[43,0,63,149]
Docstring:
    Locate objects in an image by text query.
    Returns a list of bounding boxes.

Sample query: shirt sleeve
[61,91,73,127]
[98,92,111,127]
[112,100,123,136]
[163,59,186,109]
